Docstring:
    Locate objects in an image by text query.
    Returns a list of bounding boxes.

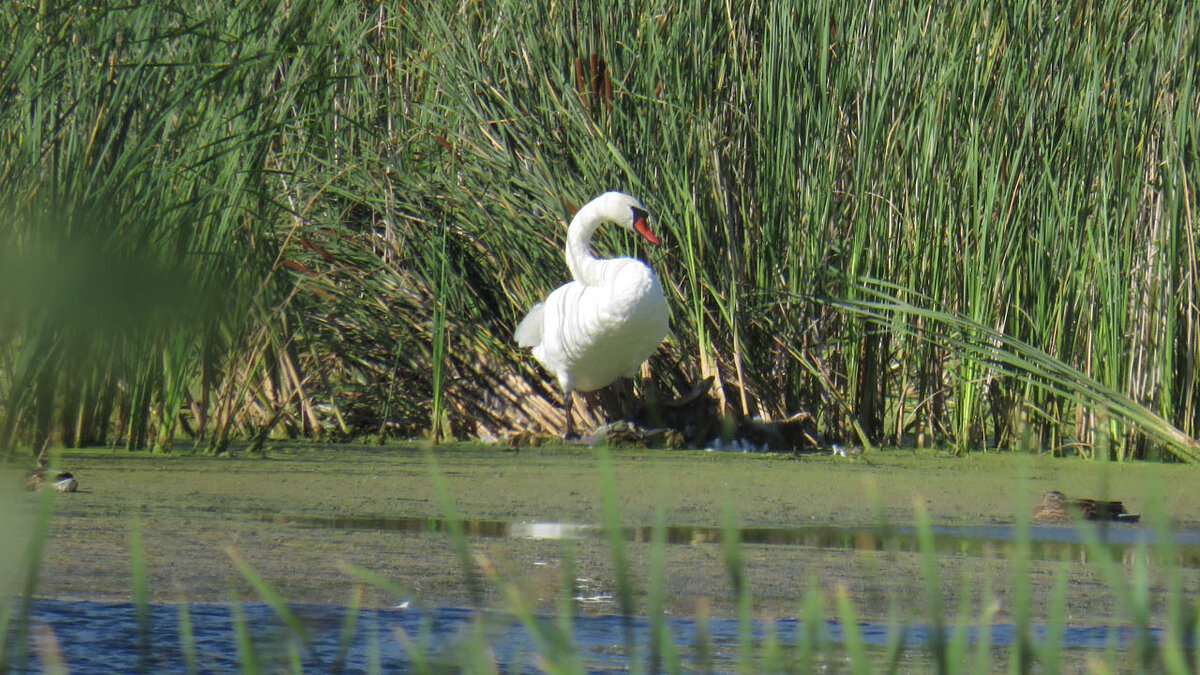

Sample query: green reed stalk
[835,584,871,675]
[970,571,998,675]
[795,572,825,673]
[229,595,258,675]
[334,585,364,674]
[129,519,151,670]
[1007,479,1035,673]
[760,622,785,673]
[1,488,53,672]
[0,603,11,674]
[1039,565,1069,674]
[1145,482,1196,674]
[176,599,198,675]
[365,615,382,675]
[391,625,432,674]
[554,538,582,666]
[914,500,948,673]
[335,561,419,606]
[595,447,639,671]
[947,575,973,673]
[227,547,310,646]
[646,498,674,673]
[718,496,754,673]
[429,204,451,444]
[1076,510,1159,670]
[691,597,712,673]
[493,572,581,673]
[423,449,484,606]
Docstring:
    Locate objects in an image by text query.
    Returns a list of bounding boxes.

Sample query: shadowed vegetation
[1,0,1197,460]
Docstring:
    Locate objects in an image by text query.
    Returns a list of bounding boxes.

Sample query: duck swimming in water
[1032,491,1138,522]
[51,471,78,493]
[26,461,78,493]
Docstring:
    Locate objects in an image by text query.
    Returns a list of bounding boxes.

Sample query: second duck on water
[1031,491,1138,522]
[27,469,79,493]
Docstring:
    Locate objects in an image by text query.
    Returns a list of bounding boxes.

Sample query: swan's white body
[515,192,669,435]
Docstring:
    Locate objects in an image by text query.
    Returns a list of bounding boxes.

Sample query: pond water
[11,598,1169,673]
[259,513,1200,567]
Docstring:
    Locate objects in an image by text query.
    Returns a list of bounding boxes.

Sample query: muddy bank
[4,443,1198,623]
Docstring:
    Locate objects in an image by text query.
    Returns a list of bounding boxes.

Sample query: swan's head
[595,191,660,246]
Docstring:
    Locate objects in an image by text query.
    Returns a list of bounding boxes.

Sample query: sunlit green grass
[1,0,1196,459]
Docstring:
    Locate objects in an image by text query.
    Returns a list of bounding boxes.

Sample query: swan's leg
[616,378,636,421]
[639,374,662,427]
[563,389,576,439]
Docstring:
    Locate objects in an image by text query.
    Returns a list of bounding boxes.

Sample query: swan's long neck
[564,200,608,283]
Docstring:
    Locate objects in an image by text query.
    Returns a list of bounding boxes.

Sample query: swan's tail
[514,303,545,348]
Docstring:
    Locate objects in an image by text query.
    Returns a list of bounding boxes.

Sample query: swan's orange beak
[633,214,661,246]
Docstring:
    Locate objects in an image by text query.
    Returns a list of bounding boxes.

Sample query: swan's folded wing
[514,302,545,347]
[539,274,667,392]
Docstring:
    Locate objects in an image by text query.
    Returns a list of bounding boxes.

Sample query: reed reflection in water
[259,514,1200,567]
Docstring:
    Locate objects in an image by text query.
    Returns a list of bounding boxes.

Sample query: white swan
[515,192,669,437]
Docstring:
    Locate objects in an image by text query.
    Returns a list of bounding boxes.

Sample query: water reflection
[258,514,1200,567]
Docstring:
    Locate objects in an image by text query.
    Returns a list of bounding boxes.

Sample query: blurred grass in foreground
[3,449,1198,673]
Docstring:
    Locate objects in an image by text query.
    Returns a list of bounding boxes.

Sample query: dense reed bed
[1,1,1197,459]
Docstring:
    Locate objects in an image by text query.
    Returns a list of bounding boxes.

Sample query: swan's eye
[629,206,660,246]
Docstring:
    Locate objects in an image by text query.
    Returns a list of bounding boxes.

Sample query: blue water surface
[8,598,1173,673]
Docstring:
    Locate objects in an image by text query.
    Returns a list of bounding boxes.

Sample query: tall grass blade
[646,496,681,673]
[1076,512,1154,670]
[392,625,433,675]
[474,547,580,672]
[334,584,364,674]
[335,561,419,605]
[1040,565,1069,674]
[365,615,382,675]
[795,573,825,673]
[691,599,712,673]
[423,449,484,605]
[970,570,998,675]
[913,499,947,673]
[719,496,754,673]
[760,621,786,673]
[946,575,973,673]
[1142,478,1195,674]
[177,599,198,675]
[229,595,258,675]
[1008,477,1035,673]
[7,487,55,672]
[226,546,310,645]
[0,600,11,674]
[429,220,450,443]
[129,518,152,671]
[829,281,1200,462]
[595,446,638,670]
[835,584,871,675]
[555,537,577,651]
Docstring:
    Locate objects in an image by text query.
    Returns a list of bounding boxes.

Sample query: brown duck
[26,461,79,493]
[1032,491,1138,522]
